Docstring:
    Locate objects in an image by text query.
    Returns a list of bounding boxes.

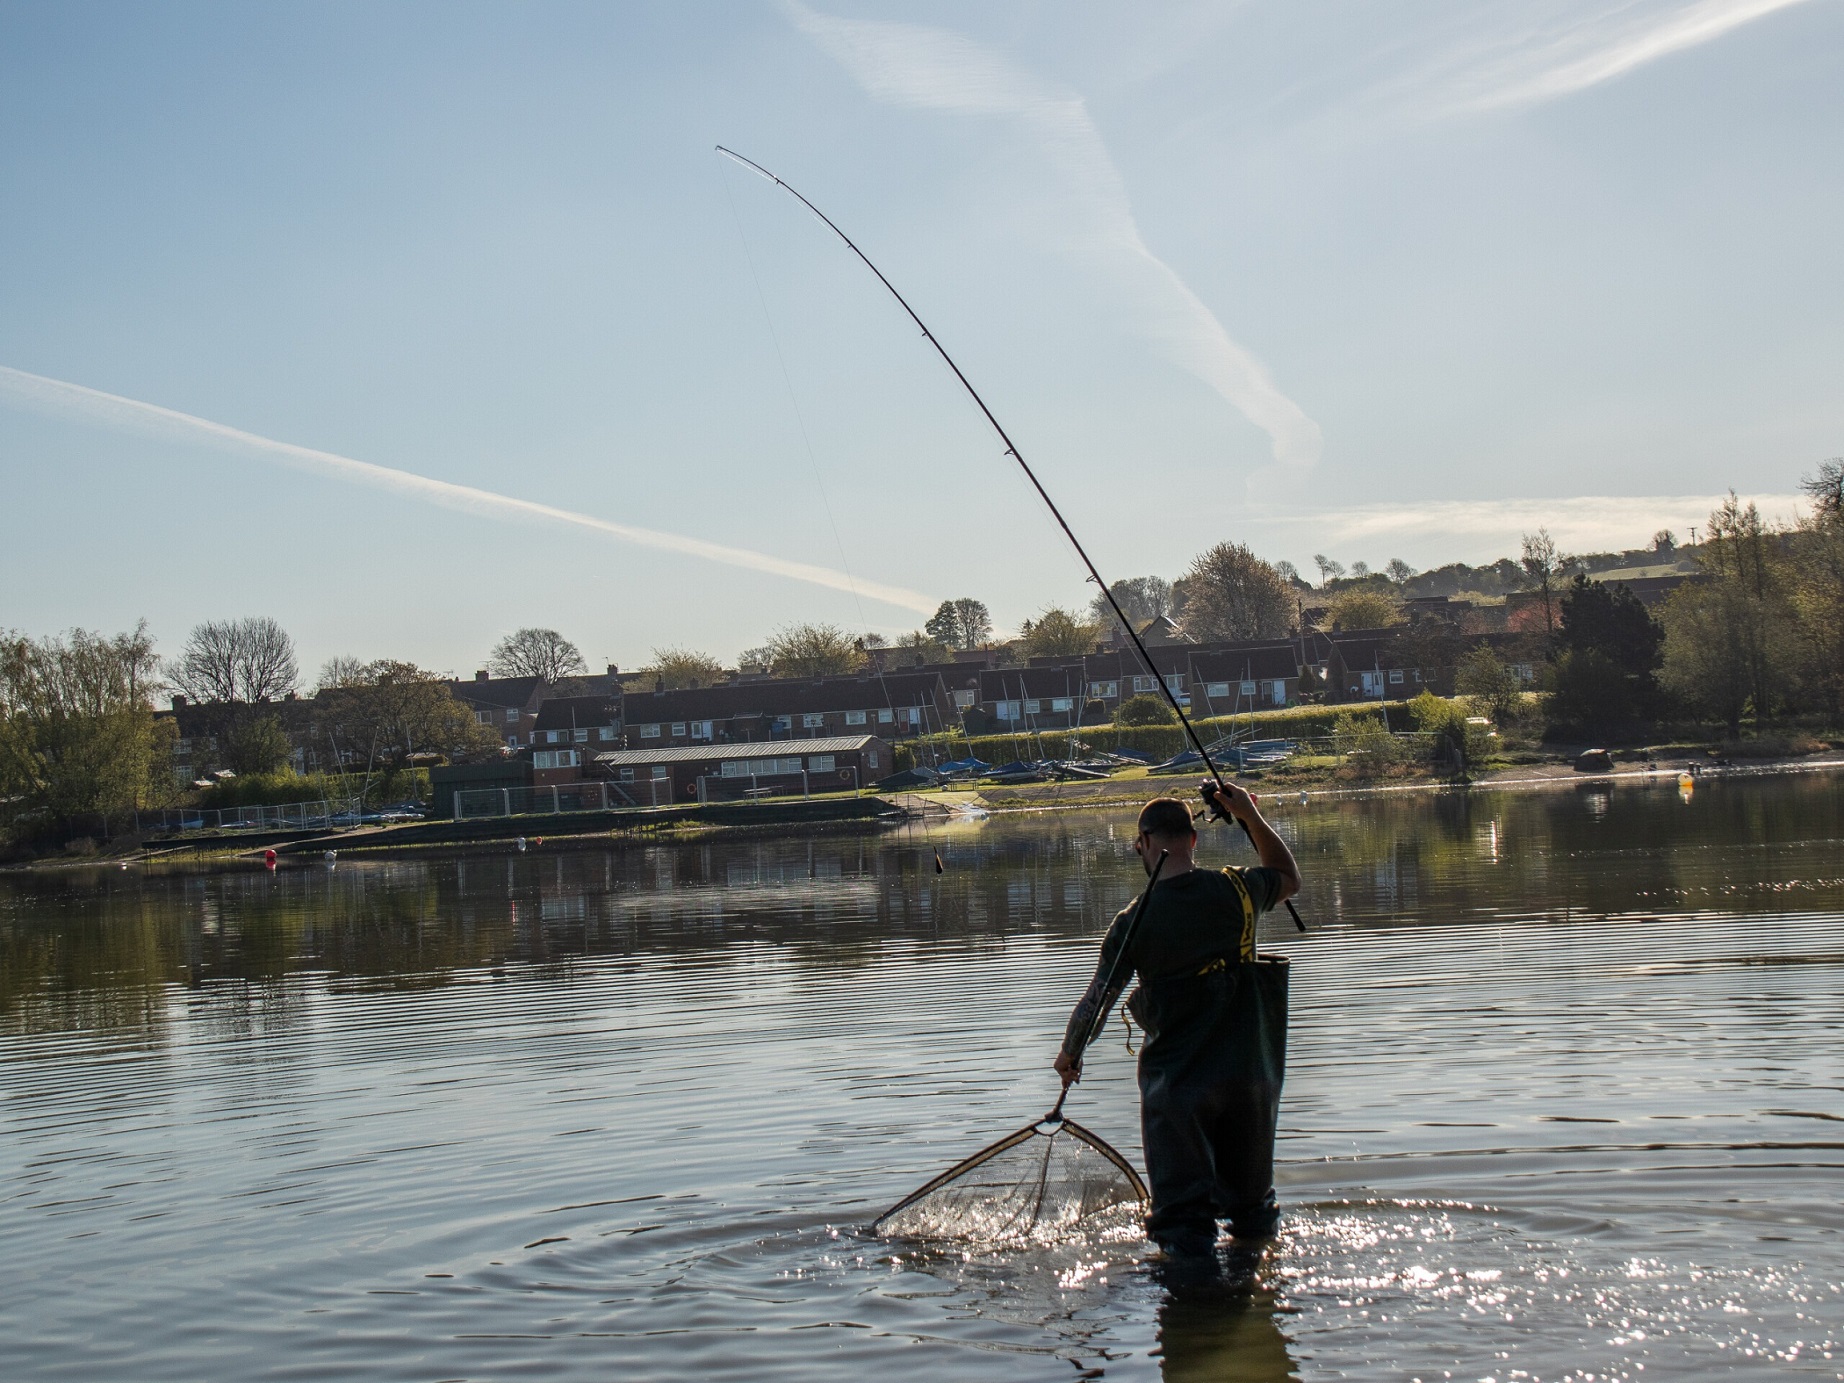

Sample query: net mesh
[872,1117,1147,1247]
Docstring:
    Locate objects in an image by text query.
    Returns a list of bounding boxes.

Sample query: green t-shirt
[1059,866,1288,1059]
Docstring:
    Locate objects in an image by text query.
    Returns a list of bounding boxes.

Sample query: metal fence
[453,781,666,819]
[135,796,367,834]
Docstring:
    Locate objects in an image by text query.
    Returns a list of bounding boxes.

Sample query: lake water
[2,772,1841,1381]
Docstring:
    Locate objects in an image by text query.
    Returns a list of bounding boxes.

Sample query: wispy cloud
[0,366,937,616]
[1398,0,1817,118]
[783,2,1322,477]
[1253,491,1805,563]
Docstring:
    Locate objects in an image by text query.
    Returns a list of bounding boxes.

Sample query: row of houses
[160,626,1543,793]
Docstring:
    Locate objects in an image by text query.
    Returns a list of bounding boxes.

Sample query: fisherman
[1053,784,1301,1257]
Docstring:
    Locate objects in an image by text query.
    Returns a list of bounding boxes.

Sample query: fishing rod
[717,145,1305,932]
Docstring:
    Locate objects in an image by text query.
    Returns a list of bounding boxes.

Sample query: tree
[765,623,864,678]
[317,655,368,691]
[1019,607,1099,659]
[488,628,586,684]
[1785,461,1844,717]
[1090,576,1174,632]
[310,661,503,772]
[1180,544,1294,641]
[1547,576,1665,734]
[1520,529,1563,637]
[0,622,171,834]
[649,648,727,690]
[892,630,951,666]
[925,599,993,650]
[1114,693,1176,727]
[1350,560,1371,579]
[1385,558,1416,585]
[169,617,298,704]
[1313,554,1345,587]
[1273,560,1307,589]
[1320,587,1404,632]
[1454,648,1522,723]
[1659,495,1793,736]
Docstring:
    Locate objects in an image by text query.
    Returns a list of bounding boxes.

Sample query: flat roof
[593,735,885,766]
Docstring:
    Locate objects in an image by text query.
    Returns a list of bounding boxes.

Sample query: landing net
[872,1116,1147,1247]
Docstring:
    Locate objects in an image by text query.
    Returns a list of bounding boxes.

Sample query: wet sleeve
[1059,910,1134,1060]
[1239,867,1289,916]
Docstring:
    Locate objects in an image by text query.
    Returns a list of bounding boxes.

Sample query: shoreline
[8,753,1841,876]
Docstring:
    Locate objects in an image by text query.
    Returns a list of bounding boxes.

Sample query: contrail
[785,2,1322,476]
[0,365,937,616]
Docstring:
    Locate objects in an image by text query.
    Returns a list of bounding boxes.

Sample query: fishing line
[715,145,1305,931]
[718,158,945,870]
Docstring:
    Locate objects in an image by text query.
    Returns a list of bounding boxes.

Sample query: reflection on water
[1,772,1841,1380]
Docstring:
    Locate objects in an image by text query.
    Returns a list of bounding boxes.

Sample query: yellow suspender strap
[1221,867,1258,962]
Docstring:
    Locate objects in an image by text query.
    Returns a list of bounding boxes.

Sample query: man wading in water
[1053,785,1302,1257]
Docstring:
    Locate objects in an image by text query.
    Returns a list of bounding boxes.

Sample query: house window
[505,736,519,750]
[533,749,580,769]
[1090,680,1118,699]
[670,722,687,736]
[476,711,490,725]
[689,720,713,740]
[905,706,922,724]
[877,708,893,723]
[1389,669,1405,684]
[639,723,661,738]
[546,730,562,744]
[504,708,520,723]
[598,727,617,742]
[1051,697,1073,712]
[1023,699,1041,715]
[1240,680,1257,697]
[721,757,804,777]
[1269,680,1287,704]
[801,713,824,728]
[867,750,879,768]
[995,700,1021,721]
[952,690,976,709]
[1132,675,1157,693]
[1164,673,1185,695]
[808,755,836,773]
[845,710,867,726]
[1206,682,1230,698]
[620,766,635,781]
[573,728,589,743]
[651,765,669,780]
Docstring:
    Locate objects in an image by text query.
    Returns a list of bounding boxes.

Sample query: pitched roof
[623,670,950,724]
[446,674,545,710]
[976,666,1088,699]
[532,695,620,733]
[593,735,886,766]
[1188,645,1302,681]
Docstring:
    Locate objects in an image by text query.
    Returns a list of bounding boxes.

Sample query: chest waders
[1127,869,1290,1251]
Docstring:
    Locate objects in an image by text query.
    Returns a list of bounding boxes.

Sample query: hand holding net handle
[1047,848,1169,1123]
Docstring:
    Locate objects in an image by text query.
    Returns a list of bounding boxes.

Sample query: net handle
[1046,848,1169,1123]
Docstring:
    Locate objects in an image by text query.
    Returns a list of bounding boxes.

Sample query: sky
[1,0,1839,681]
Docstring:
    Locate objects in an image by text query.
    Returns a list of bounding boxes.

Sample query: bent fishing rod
[717,145,1305,932]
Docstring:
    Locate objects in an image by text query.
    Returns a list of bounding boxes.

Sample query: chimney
[475,670,490,682]
[606,663,619,678]
[172,694,187,709]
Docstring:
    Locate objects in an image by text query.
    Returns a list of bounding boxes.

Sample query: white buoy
[323,850,337,864]
[516,837,528,852]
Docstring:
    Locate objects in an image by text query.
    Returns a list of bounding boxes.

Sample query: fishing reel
[1198,779,1254,825]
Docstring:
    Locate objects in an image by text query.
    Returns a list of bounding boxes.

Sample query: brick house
[525,695,623,784]
[621,671,957,750]
[1187,643,1305,713]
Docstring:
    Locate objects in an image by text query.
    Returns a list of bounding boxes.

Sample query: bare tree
[169,617,298,704]
[1385,558,1416,585]
[1180,544,1295,641]
[488,628,586,684]
[317,655,368,691]
[649,647,727,690]
[1089,576,1174,631]
[765,623,864,678]
[1313,554,1346,587]
[1802,457,1843,521]
[1520,530,1563,636]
